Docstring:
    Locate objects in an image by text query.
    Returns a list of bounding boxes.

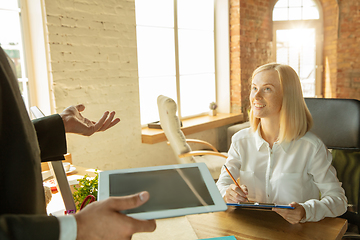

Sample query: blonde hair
[249,63,313,143]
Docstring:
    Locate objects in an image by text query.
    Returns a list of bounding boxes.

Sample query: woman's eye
[264,87,271,92]
[252,87,257,91]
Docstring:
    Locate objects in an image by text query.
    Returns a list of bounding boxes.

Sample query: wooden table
[134,207,347,240]
[45,166,348,239]
[186,207,347,240]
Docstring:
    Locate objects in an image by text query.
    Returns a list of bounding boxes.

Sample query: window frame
[21,0,54,115]
[0,3,31,110]
[136,0,230,126]
[272,0,324,97]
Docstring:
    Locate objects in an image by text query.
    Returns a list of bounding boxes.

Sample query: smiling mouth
[254,103,265,108]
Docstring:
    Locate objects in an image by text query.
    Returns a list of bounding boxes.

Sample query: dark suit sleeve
[0,215,60,240]
[0,47,64,240]
[32,114,67,162]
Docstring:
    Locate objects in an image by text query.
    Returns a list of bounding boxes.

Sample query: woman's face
[250,70,283,120]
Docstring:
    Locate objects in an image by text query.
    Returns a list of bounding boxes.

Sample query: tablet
[227,202,295,209]
[98,163,227,220]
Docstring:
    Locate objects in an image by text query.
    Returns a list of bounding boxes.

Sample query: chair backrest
[30,106,77,214]
[30,106,46,119]
[305,98,360,230]
[305,98,360,150]
[157,95,195,164]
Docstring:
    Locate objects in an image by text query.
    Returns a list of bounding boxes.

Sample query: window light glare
[0,11,22,44]
[178,29,215,75]
[303,0,317,7]
[275,28,316,97]
[303,7,319,20]
[135,0,174,28]
[180,74,216,117]
[136,27,176,78]
[289,7,302,20]
[0,1,19,9]
[177,0,214,30]
[139,76,177,125]
[136,0,216,125]
[274,0,287,8]
[273,8,288,21]
[0,0,30,111]
[289,0,301,8]
[273,0,320,21]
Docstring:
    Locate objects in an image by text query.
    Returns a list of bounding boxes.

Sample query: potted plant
[209,102,217,116]
[73,170,98,211]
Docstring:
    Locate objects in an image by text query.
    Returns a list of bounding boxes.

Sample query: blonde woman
[216,63,347,224]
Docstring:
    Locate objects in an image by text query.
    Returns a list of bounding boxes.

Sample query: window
[273,0,319,21]
[0,0,52,116]
[0,0,30,110]
[272,0,323,97]
[136,0,217,125]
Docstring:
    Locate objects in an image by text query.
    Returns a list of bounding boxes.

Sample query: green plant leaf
[72,170,99,211]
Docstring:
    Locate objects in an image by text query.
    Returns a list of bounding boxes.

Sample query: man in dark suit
[0,47,156,239]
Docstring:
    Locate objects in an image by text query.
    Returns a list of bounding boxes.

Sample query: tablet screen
[109,167,214,214]
[98,163,227,219]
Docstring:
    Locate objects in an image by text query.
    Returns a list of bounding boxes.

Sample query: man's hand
[272,202,306,224]
[59,104,120,136]
[75,191,156,240]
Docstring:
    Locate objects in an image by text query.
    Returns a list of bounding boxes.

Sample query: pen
[224,164,249,202]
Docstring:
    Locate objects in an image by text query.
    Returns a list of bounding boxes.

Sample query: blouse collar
[254,124,291,153]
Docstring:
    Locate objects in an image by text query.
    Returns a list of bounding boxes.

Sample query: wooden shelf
[141,113,244,144]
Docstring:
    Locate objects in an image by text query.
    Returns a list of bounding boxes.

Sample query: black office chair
[305,98,360,238]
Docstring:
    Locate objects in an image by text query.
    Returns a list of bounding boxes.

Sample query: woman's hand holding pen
[223,165,249,203]
[224,184,249,203]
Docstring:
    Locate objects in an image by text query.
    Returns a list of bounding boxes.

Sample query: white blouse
[216,127,347,222]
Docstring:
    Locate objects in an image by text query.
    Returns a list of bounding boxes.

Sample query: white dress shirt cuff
[57,215,77,240]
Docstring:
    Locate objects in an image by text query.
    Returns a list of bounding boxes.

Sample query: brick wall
[44,0,149,170]
[321,0,338,98]
[45,0,138,111]
[336,0,360,98]
[320,0,360,100]
[230,0,272,116]
[230,0,360,112]
[229,0,241,114]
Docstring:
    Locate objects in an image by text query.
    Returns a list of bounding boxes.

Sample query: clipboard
[227,202,295,209]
